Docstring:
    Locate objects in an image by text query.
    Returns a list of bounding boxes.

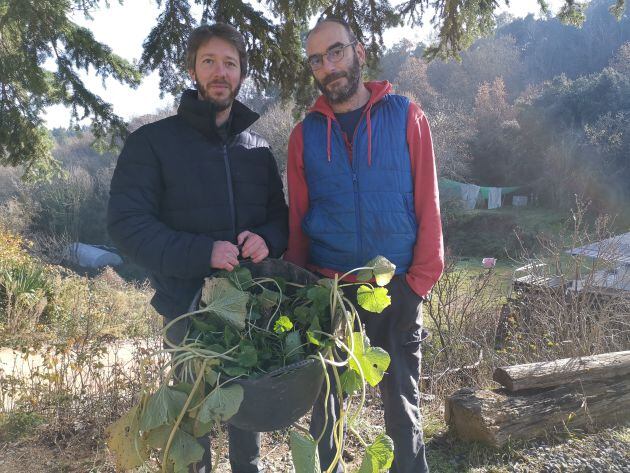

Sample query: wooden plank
[445,375,630,447]
[493,350,630,392]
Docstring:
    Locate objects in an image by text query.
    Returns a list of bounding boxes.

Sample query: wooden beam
[493,350,630,392]
[445,375,630,447]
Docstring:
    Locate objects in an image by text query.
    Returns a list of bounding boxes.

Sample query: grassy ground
[1,208,629,472]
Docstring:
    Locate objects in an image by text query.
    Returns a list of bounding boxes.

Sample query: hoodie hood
[308,81,393,166]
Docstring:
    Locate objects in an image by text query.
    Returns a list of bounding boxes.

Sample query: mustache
[322,71,348,86]
[206,80,232,88]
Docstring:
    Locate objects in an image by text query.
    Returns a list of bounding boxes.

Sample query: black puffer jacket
[107,90,288,318]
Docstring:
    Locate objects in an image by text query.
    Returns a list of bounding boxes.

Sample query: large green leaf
[237,342,258,368]
[357,434,394,473]
[139,386,188,432]
[197,384,244,424]
[348,332,391,387]
[166,428,205,473]
[339,369,363,395]
[356,286,391,313]
[200,277,249,330]
[228,266,254,290]
[307,285,331,310]
[106,403,149,470]
[290,431,321,473]
[356,256,396,286]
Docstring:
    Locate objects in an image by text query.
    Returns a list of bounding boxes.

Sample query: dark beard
[314,53,361,104]
[196,79,241,111]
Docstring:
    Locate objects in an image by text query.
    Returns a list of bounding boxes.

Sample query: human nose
[321,54,338,73]
[211,61,227,77]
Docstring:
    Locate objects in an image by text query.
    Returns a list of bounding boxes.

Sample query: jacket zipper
[350,108,370,265]
[222,143,237,241]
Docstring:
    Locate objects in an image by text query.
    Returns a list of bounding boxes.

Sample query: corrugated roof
[568,232,630,264]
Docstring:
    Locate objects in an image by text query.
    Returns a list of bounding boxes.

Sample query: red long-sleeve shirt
[285,81,444,298]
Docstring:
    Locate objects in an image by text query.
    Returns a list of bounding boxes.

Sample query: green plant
[107,257,398,473]
[0,411,45,441]
[0,263,50,331]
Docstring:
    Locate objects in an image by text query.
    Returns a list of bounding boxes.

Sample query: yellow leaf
[106,403,149,471]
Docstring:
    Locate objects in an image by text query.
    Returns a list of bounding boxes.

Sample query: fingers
[239,232,269,263]
[210,241,240,271]
[237,230,251,246]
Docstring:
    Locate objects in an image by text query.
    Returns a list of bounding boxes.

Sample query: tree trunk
[445,375,630,447]
[493,350,630,391]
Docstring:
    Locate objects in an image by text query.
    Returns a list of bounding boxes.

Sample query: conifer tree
[0,0,140,180]
[0,0,625,178]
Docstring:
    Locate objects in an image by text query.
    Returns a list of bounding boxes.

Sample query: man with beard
[285,18,444,473]
[107,23,287,473]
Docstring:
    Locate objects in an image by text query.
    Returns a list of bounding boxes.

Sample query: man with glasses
[285,17,444,473]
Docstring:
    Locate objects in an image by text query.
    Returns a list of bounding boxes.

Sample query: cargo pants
[310,274,429,473]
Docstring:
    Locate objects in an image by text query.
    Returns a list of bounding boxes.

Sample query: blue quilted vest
[301,94,417,274]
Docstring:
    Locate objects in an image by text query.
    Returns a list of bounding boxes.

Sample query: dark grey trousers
[310,274,429,473]
[165,316,262,473]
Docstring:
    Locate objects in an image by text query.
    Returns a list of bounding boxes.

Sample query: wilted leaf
[356,256,396,286]
[257,287,281,312]
[290,431,321,473]
[197,384,244,424]
[356,286,391,313]
[139,386,188,432]
[106,403,149,470]
[273,315,294,333]
[357,434,394,472]
[369,256,396,286]
[200,278,249,330]
[145,424,173,449]
[348,332,391,387]
[166,428,205,473]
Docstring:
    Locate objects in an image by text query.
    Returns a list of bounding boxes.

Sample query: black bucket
[187,259,325,432]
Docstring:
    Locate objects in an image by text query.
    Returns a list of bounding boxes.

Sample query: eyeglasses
[307,41,357,70]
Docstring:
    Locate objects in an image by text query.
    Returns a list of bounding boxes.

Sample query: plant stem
[162,360,207,472]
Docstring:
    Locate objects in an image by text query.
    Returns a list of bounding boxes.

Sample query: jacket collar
[177,89,260,141]
[307,81,393,166]
[308,80,392,118]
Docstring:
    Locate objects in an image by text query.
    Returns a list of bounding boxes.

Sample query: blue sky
[42,0,564,128]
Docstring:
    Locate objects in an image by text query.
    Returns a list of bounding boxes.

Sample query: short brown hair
[307,17,358,43]
[186,23,248,78]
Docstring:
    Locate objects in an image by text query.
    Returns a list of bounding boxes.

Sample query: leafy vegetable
[357,434,395,472]
[199,277,249,330]
[107,256,398,473]
[357,285,391,313]
[290,430,322,473]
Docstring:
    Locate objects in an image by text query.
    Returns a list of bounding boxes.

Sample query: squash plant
[107,256,397,473]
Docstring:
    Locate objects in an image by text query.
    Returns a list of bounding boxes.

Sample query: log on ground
[493,350,630,392]
[445,375,630,447]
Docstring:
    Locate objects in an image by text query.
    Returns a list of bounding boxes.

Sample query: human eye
[308,55,322,68]
[203,57,214,65]
[328,46,344,60]
[226,60,238,68]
